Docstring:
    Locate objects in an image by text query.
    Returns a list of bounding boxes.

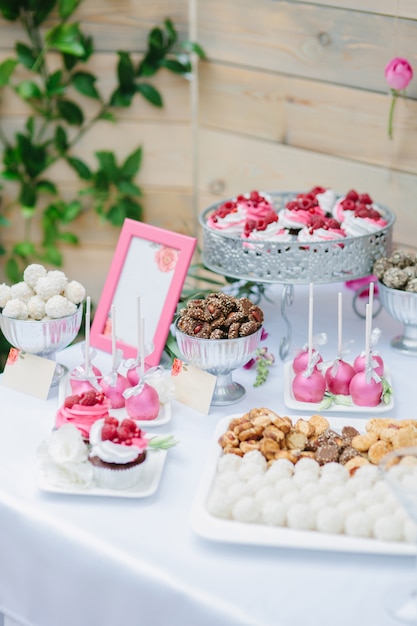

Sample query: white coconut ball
[23,263,47,288]
[316,507,344,534]
[217,454,242,474]
[44,295,76,319]
[264,459,294,483]
[227,481,249,503]
[241,449,268,471]
[287,503,315,531]
[207,489,233,519]
[2,298,29,319]
[27,295,46,320]
[261,500,287,526]
[35,272,66,300]
[214,471,240,491]
[232,496,259,523]
[238,462,265,482]
[0,283,12,308]
[293,457,320,477]
[11,281,34,303]
[299,481,321,502]
[344,511,373,538]
[274,478,296,498]
[254,485,276,507]
[373,515,404,542]
[64,280,86,305]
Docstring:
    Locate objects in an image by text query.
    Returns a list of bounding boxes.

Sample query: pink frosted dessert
[278,188,326,231]
[100,373,131,409]
[56,390,110,440]
[70,364,102,393]
[349,371,382,407]
[297,215,346,243]
[353,353,384,377]
[324,359,355,395]
[206,199,246,234]
[333,190,387,236]
[292,369,326,403]
[124,383,160,421]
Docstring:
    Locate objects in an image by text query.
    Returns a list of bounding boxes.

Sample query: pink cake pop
[99,305,130,408]
[349,303,382,407]
[292,348,323,374]
[324,293,355,395]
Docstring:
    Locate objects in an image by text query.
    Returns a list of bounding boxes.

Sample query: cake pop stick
[139,316,145,380]
[338,291,342,355]
[307,283,313,369]
[85,296,91,375]
[111,304,117,370]
[365,302,371,374]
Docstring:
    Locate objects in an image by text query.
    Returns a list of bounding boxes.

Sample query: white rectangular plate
[189,414,415,556]
[283,362,394,413]
[59,376,171,427]
[38,449,167,499]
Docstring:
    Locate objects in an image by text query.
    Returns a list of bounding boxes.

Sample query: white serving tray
[189,414,415,556]
[283,361,394,414]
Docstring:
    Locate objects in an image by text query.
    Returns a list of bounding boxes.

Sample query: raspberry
[101,424,117,441]
[117,426,131,442]
[341,199,356,212]
[78,390,97,406]
[346,189,359,202]
[311,186,326,195]
[64,395,80,409]
[358,193,372,205]
[121,418,137,432]
[307,215,325,230]
[104,416,119,427]
[326,218,341,230]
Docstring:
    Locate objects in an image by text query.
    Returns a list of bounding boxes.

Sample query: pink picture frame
[90,218,197,366]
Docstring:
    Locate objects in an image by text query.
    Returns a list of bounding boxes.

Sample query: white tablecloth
[0,282,415,626]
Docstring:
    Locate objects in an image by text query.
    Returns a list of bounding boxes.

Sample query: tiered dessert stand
[199,192,396,359]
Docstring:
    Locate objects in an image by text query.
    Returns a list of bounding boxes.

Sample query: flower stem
[388,90,398,140]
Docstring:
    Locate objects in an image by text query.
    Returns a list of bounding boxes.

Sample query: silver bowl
[378,281,417,355]
[175,324,262,406]
[0,306,83,384]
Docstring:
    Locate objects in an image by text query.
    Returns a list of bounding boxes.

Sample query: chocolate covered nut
[315,443,340,465]
[383,267,409,289]
[339,446,360,465]
[228,322,241,338]
[239,320,259,336]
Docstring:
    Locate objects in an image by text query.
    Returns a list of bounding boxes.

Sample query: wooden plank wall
[0,0,416,303]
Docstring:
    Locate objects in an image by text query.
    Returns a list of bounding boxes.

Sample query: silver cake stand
[199,192,396,359]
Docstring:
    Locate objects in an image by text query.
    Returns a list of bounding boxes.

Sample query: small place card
[1,348,56,399]
[171,358,217,415]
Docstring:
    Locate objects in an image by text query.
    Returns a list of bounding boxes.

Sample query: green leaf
[181,40,206,59]
[109,86,134,107]
[19,182,36,208]
[333,394,352,406]
[0,1,20,21]
[58,232,79,244]
[136,83,163,107]
[148,27,164,51]
[0,58,18,86]
[163,18,177,47]
[105,203,125,226]
[62,200,82,222]
[42,245,63,266]
[1,170,21,181]
[46,70,65,96]
[66,156,92,180]
[71,71,100,99]
[95,151,119,180]
[160,58,191,74]
[117,51,135,88]
[59,0,81,19]
[46,23,85,57]
[116,180,142,196]
[118,196,142,221]
[54,125,68,153]
[120,146,142,178]
[57,99,84,125]
[15,42,37,70]
[136,59,158,78]
[36,179,57,195]
[31,0,56,26]
[13,240,36,258]
[16,80,42,99]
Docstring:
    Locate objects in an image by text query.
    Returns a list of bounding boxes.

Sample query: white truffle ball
[27,295,46,320]
[261,501,286,526]
[23,263,46,288]
[44,295,76,319]
[0,283,12,308]
[264,459,294,483]
[254,485,276,507]
[227,481,248,503]
[336,498,358,517]
[232,496,259,523]
[309,494,329,513]
[373,515,404,542]
[292,470,318,488]
[287,503,315,530]
[207,489,232,519]
[238,462,264,482]
[215,471,240,491]
[245,475,265,495]
[2,298,28,319]
[241,449,267,471]
[365,502,390,524]
[344,511,372,538]
[281,490,301,510]
[316,507,344,534]
[217,453,242,474]
[36,273,66,300]
[11,281,33,303]
[294,457,320,477]
[274,478,296,498]
[299,481,321,501]
[64,280,86,305]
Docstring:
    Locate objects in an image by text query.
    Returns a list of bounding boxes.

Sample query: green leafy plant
[0,0,204,281]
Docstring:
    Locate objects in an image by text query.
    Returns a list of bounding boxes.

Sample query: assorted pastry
[373,250,417,292]
[209,409,417,543]
[205,187,388,243]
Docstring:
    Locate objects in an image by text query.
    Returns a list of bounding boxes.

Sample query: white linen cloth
[0,282,414,626]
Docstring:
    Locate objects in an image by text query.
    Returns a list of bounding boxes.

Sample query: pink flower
[384,57,413,139]
[385,57,413,90]
[155,246,179,272]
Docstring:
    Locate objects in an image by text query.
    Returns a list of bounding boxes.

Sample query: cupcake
[88,416,149,489]
[55,390,110,440]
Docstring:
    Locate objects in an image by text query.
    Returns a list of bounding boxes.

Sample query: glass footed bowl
[378,281,417,355]
[0,306,83,385]
[175,323,262,406]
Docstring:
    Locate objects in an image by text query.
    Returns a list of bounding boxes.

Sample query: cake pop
[99,305,130,408]
[323,293,355,395]
[352,283,385,377]
[349,303,382,407]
